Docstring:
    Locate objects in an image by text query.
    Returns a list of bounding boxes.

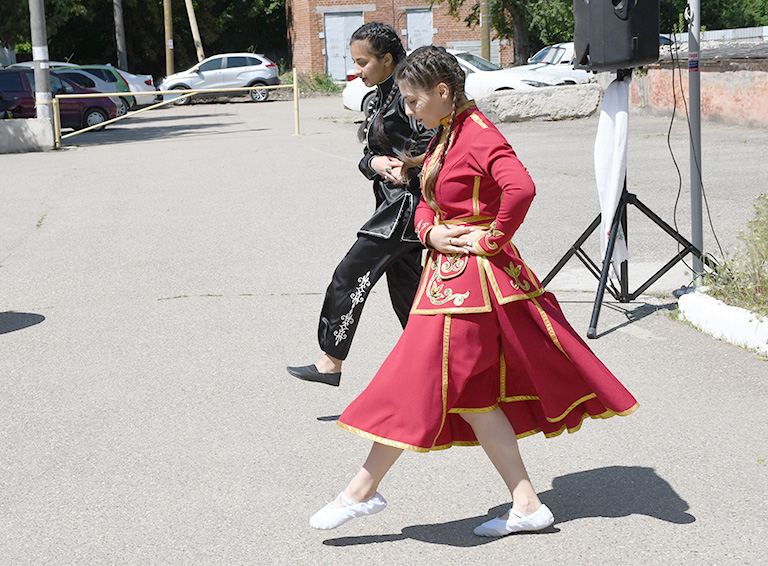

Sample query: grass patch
[279,70,341,94]
[703,193,768,318]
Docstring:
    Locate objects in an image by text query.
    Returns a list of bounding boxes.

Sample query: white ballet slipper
[473,504,554,537]
[309,491,387,530]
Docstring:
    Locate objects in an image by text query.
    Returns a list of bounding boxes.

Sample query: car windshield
[455,52,500,72]
[27,72,76,94]
[529,46,566,65]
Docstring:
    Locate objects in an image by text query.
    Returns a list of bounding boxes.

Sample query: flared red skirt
[338,291,638,452]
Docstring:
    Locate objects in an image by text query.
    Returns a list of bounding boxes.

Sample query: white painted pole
[28,0,51,121]
[688,0,704,283]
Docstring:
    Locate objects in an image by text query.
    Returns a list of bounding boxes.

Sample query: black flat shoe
[286,364,341,387]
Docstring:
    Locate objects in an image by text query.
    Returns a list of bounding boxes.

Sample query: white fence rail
[669,25,768,45]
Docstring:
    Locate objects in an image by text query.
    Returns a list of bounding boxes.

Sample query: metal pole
[28,0,51,122]
[293,68,300,135]
[163,0,174,76]
[479,0,491,61]
[688,0,704,283]
[113,0,128,70]
[184,0,205,62]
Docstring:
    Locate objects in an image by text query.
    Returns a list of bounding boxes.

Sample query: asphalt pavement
[1,94,766,565]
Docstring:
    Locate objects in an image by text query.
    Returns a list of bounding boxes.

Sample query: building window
[406,9,433,51]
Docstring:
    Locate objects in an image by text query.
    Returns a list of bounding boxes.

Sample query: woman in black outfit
[287,22,435,386]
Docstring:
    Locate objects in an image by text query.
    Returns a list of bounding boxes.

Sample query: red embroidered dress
[338,102,638,452]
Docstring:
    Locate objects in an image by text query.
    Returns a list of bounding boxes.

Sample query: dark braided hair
[351,23,407,146]
[395,46,466,211]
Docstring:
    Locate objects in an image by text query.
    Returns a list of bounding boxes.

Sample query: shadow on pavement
[66,123,269,147]
[0,311,45,335]
[595,301,678,338]
[322,465,694,548]
[555,297,678,338]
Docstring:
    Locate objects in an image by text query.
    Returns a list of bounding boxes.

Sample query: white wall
[1,45,17,67]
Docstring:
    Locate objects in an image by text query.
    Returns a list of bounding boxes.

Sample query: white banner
[594,77,630,272]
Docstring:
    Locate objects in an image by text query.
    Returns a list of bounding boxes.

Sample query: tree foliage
[0,0,288,78]
[3,0,767,74]
[440,0,574,64]
[438,0,768,64]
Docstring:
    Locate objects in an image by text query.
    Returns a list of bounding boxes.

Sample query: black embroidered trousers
[318,235,423,361]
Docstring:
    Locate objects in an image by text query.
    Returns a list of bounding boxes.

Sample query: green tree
[440,0,574,64]
[659,0,688,34]
[0,0,288,78]
[0,1,29,47]
[437,0,768,64]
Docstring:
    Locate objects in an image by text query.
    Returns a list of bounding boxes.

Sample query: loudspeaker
[574,0,660,72]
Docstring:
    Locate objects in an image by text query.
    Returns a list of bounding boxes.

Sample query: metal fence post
[293,68,300,135]
[52,97,61,149]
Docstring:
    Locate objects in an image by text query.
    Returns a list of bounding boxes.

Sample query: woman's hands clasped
[371,155,404,184]
[426,224,489,256]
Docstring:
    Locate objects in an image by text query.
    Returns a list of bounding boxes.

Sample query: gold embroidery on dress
[438,253,468,280]
[426,259,470,306]
[531,296,570,359]
[484,221,504,251]
[502,262,532,291]
[416,218,432,240]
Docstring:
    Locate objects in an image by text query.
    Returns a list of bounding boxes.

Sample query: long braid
[351,23,406,145]
[396,46,466,210]
[366,83,399,152]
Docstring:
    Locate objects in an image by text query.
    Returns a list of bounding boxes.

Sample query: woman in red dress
[310,46,639,536]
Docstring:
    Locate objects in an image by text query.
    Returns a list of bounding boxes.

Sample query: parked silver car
[158,53,280,105]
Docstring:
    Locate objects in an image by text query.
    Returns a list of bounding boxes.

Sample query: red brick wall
[286,0,514,74]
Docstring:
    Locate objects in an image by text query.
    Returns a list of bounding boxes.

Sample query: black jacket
[357,75,437,242]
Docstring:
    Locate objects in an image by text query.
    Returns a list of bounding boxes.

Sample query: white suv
[158,53,280,105]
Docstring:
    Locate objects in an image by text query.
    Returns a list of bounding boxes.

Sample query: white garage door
[324,12,364,80]
[406,9,433,51]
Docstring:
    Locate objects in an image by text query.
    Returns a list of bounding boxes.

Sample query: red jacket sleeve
[469,132,535,255]
[414,196,437,247]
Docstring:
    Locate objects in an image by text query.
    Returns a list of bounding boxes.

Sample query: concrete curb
[476,83,603,123]
[678,290,768,356]
[0,118,54,153]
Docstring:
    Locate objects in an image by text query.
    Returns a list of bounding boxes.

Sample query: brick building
[286,0,513,79]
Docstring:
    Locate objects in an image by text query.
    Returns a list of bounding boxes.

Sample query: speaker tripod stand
[542,175,717,339]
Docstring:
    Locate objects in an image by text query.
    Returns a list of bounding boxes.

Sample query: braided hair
[351,23,407,147]
[395,46,466,211]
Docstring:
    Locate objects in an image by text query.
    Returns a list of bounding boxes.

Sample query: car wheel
[83,107,108,130]
[116,97,129,117]
[362,91,377,117]
[172,85,192,106]
[249,83,269,102]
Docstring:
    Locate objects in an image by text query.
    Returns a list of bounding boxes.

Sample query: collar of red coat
[439,99,477,127]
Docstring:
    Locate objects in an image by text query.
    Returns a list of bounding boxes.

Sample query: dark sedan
[0,69,118,130]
